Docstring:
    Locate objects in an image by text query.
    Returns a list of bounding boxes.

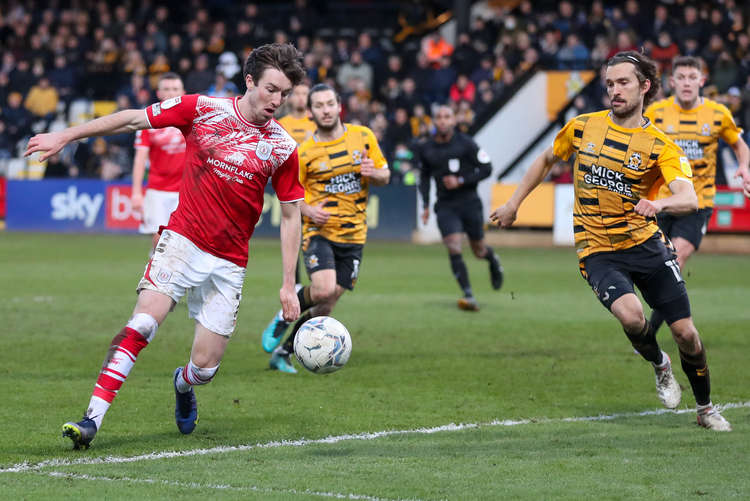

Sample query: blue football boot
[173,367,198,434]
[62,417,98,450]
[269,347,297,374]
[262,310,290,353]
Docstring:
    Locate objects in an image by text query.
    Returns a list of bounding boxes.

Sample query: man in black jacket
[416,105,503,311]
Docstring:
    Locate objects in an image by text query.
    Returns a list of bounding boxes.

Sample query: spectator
[337,50,373,93]
[357,32,383,70]
[206,72,239,97]
[410,103,434,139]
[557,33,590,70]
[43,152,74,178]
[9,59,35,96]
[48,54,77,106]
[449,74,476,105]
[421,32,453,67]
[217,51,241,80]
[3,92,33,144]
[681,5,706,46]
[0,120,13,159]
[712,50,739,93]
[430,56,457,105]
[473,82,495,117]
[470,55,494,86]
[384,107,413,156]
[184,54,213,94]
[24,76,59,124]
[650,31,680,74]
[452,33,478,76]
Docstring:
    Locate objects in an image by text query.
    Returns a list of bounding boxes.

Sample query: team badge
[585,142,596,153]
[666,125,675,133]
[256,140,273,160]
[155,269,172,284]
[351,150,362,165]
[151,102,161,116]
[701,123,711,136]
[625,152,642,171]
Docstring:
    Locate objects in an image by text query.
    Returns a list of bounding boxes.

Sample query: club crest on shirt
[585,142,596,153]
[256,140,273,160]
[625,152,642,171]
[701,123,711,136]
[351,149,362,165]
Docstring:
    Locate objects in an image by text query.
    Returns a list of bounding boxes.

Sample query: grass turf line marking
[33,471,413,501]
[3,401,748,474]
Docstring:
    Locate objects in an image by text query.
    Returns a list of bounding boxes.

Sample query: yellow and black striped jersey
[644,96,742,208]
[278,114,316,145]
[299,124,388,244]
[553,110,692,259]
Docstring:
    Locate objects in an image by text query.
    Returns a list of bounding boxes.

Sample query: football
[293,316,352,374]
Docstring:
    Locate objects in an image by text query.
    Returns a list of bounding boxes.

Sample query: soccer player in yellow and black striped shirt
[262,83,390,373]
[278,83,316,145]
[491,52,731,430]
[644,55,750,337]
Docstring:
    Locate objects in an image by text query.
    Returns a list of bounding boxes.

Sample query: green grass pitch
[1,232,748,500]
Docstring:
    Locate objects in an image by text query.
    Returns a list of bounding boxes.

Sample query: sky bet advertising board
[5,180,416,239]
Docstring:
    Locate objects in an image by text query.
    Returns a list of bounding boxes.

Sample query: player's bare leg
[469,238,503,290]
[173,322,229,434]
[63,290,174,449]
[443,233,477,311]
[610,294,681,409]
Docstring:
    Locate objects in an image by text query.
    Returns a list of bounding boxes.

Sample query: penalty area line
[33,470,413,501]
[3,401,748,474]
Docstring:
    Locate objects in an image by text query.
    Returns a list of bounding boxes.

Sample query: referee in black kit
[416,105,503,311]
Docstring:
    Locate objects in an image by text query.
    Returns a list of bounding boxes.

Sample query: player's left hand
[734,167,750,198]
[634,198,660,217]
[279,284,300,322]
[359,149,377,178]
[489,203,517,228]
[442,175,460,190]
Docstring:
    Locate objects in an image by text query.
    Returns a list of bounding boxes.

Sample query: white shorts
[137,230,245,337]
[139,189,179,234]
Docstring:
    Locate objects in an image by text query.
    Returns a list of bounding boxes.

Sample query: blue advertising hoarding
[5,180,417,240]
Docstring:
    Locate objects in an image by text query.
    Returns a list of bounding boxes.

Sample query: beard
[314,117,340,132]
[610,99,641,120]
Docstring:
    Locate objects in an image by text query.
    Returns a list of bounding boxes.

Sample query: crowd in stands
[1,0,749,185]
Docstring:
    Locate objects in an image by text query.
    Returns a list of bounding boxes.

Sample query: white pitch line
[35,471,413,501]
[3,401,748,474]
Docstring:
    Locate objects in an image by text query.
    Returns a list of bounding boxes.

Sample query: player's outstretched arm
[279,201,302,322]
[729,136,750,197]
[490,146,558,227]
[25,109,150,161]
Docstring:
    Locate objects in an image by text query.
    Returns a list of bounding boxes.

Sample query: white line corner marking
[2,401,748,474]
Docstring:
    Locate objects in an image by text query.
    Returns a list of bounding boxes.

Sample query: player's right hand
[279,284,300,322]
[24,132,68,162]
[131,191,144,214]
[421,207,429,225]
[308,201,331,226]
[489,203,517,228]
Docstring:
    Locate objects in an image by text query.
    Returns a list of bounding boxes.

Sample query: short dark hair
[243,43,305,87]
[672,55,705,73]
[307,83,340,109]
[606,51,660,108]
[158,72,182,83]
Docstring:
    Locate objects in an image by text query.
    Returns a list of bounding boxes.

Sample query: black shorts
[657,208,713,250]
[580,234,691,325]
[302,235,363,290]
[435,198,485,240]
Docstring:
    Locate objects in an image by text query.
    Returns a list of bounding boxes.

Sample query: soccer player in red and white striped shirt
[25,43,306,449]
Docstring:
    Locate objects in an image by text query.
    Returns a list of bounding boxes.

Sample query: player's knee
[470,243,485,258]
[620,311,646,335]
[669,319,699,347]
[183,359,219,386]
[126,312,158,343]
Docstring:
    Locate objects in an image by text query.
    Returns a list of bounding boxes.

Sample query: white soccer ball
[293,316,352,374]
